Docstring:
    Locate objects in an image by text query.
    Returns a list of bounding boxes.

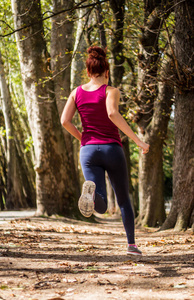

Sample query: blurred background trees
[0,0,193,230]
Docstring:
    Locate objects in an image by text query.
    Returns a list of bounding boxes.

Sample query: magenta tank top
[75,84,122,147]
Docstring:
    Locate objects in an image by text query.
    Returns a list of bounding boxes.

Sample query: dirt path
[0,214,193,300]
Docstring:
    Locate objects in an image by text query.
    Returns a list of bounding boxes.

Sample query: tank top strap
[102,84,108,92]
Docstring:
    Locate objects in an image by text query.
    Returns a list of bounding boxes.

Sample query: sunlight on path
[0,210,36,223]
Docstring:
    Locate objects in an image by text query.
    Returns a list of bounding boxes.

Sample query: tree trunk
[51,0,74,117]
[135,1,169,131]
[50,0,80,199]
[71,6,88,89]
[161,0,194,231]
[0,112,6,210]
[96,1,107,49]
[109,0,136,212]
[106,172,117,215]
[109,0,125,87]
[138,53,174,227]
[121,133,136,214]
[0,51,29,209]
[11,0,79,216]
[11,106,36,207]
[135,1,173,226]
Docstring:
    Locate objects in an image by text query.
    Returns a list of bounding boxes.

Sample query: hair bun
[87,46,106,60]
[89,51,104,60]
[86,46,109,76]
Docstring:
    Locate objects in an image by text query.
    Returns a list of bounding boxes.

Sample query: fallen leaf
[79,248,86,252]
[66,288,75,292]
[62,278,77,283]
[174,283,187,289]
[0,285,9,290]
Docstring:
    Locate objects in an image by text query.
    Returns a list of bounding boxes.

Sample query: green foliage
[41,0,53,49]
[0,0,13,37]
[24,136,34,153]
[159,12,175,50]
[0,127,6,137]
[0,1,24,109]
[0,0,33,150]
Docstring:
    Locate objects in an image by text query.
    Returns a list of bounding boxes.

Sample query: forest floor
[0,211,194,300]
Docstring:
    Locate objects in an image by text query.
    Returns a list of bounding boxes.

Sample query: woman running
[61,46,149,255]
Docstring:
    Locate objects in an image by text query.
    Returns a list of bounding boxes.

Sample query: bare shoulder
[69,87,78,101]
[106,86,121,98]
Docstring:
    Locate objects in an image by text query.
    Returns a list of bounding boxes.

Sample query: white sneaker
[78,181,96,217]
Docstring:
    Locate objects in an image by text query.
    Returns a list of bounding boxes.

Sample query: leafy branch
[0,0,109,38]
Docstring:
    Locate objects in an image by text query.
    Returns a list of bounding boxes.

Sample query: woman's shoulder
[70,87,79,99]
[106,86,120,96]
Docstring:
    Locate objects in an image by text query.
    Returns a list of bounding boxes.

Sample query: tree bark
[51,0,80,199]
[96,1,107,49]
[134,0,172,131]
[161,0,194,231]
[0,111,6,210]
[137,52,174,227]
[135,0,173,226]
[109,0,125,87]
[71,6,88,89]
[51,0,74,117]
[109,0,136,212]
[11,0,79,216]
[11,106,36,207]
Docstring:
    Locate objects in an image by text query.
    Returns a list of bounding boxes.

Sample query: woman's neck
[89,75,108,86]
[81,72,109,91]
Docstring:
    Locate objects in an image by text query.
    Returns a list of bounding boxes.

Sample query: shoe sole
[78,181,96,217]
[127,251,142,256]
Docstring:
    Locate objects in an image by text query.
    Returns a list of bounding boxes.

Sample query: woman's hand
[137,141,150,154]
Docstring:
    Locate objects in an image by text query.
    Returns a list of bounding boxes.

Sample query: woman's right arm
[60,89,82,141]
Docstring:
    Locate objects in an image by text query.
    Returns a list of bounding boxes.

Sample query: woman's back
[75,84,122,147]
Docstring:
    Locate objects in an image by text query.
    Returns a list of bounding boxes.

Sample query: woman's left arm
[106,87,150,154]
[61,89,82,141]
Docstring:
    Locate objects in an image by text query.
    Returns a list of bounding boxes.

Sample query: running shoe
[78,181,96,217]
[127,245,142,256]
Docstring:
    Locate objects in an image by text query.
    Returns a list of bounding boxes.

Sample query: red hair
[86,46,109,76]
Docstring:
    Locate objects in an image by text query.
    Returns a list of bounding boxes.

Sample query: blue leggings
[80,143,135,244]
